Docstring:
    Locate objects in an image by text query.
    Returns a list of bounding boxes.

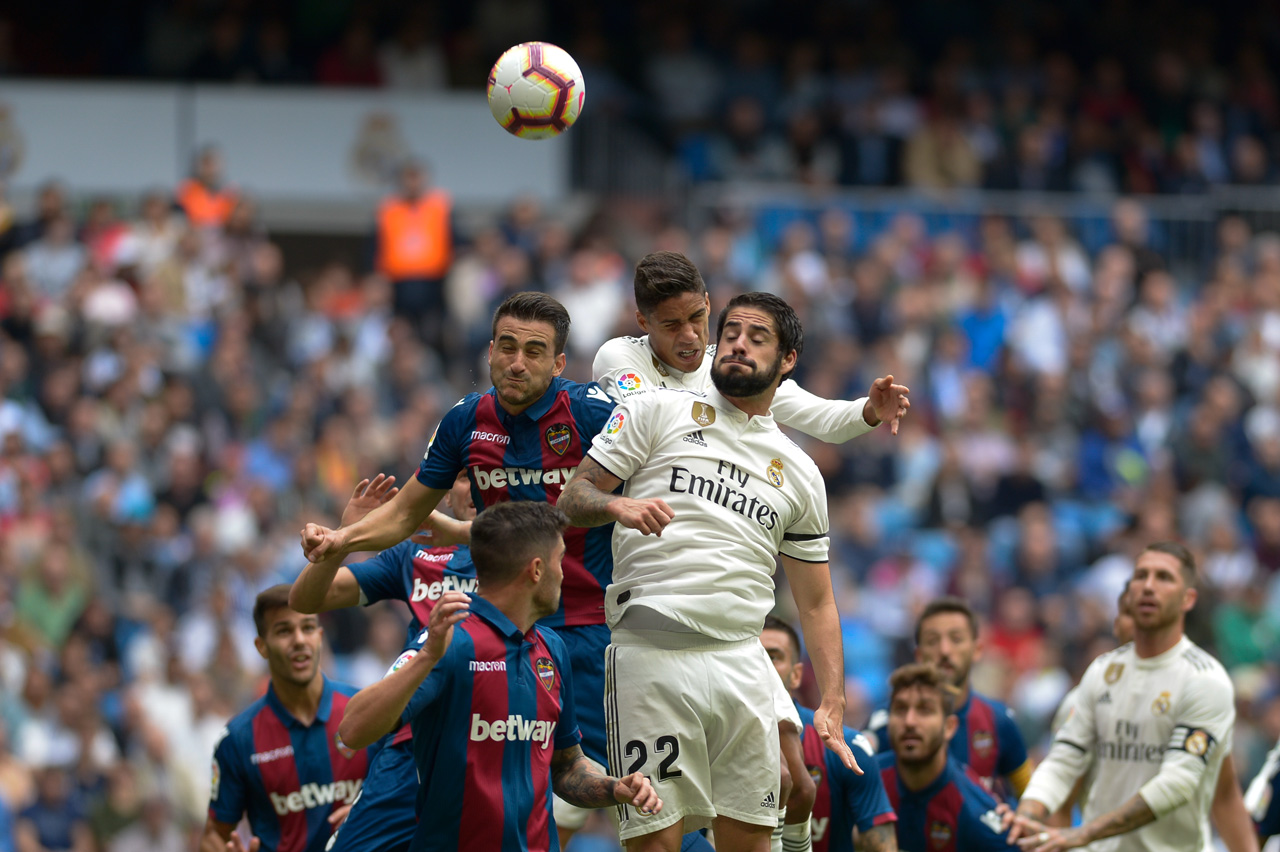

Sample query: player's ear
[943,712,959,742]
[636,310,649,332]
[526,555,544,585]
[1182,585,1198,613]
[253,636,268,660]
[486,340,494,364]
[552,351,566,377]
[779,349,798,377]
[787,662,804,692]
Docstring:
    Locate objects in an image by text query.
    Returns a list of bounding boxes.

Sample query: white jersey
[1023,636,1235,852]
[593,335,876,444]
[588,386,830,641]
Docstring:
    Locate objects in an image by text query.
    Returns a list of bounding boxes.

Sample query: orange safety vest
[377,191,453,280]
[176,179,237,227]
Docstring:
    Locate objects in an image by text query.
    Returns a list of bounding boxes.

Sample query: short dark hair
[1117,584,1133,615]
[253,584,295,638]
[888,662,959,715]
[715,293,804,380]
[1140,540,1197,586]
[762,615,802,663]
[633,251,707,316]
[492,292,571,356]
[470,502,569,586]
[914,596,979,645]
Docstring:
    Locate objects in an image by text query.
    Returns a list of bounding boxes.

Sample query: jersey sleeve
[836,728,897,832]
[1245,739,1280,836]
[208,728,247,825]
[992,700,1031,781]
[593,338,652,403]
[569,381,619,442]
[779,467,830,563]
[958,782,1014,852]
[401,639,455,725]
[1021,654,1102,812]
[770,380,875,444]
[348,541,415,605]
[416,397,472,489]
[1139,669,1235,817]
[586,393,662,482]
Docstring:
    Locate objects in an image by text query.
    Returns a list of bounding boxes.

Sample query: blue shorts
[556,623,609,766]
[328,739,416,852]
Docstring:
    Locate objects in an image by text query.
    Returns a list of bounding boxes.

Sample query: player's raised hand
[301,523,345,563]
[225,832,261,852]
[813,698,862,774]
[610,498,675,536]
[613,771,663,816]
[340,474,398,527]
[423,590,470,662]
[865,375,911,436]
[328,803,353,828]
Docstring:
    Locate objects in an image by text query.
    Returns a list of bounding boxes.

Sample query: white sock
[781,816,812,852]
[771,806,785,852]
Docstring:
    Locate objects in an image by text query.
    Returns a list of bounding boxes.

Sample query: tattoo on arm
[559,460,621,528]
[857,823,897,852]
[551,746,618,809]
[1017,800,1051,821]
[1076,794,1156,845]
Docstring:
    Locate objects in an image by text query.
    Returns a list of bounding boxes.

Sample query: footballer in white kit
[563,293,859,850]
[1011,543,1236,852]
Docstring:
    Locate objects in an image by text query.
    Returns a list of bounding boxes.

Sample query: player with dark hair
[866,596,1032,797]
[761,616,898,852]
[336,501,661,852]
[876,663,1011,852]
[1007,541,1238,852]
[562,292,857,852]
[288,469,476,852]
[202,585,370,852]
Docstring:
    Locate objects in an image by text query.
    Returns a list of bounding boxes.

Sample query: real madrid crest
[1184,729,1209,756]
[1151,691,1171,715]
[767,458,784,487]
[1104,662,1125,684]
[691,402,716,427]
[535,656,555,691]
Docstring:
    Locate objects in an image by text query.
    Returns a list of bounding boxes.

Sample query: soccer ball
[487,42,585,140]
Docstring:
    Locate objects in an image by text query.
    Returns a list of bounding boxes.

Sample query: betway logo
[412,575,478,602]
[470,714,556,749]
[269,780,363,815]
[812,818,829,841]
[472,465,577,490]
[471,431,510,445]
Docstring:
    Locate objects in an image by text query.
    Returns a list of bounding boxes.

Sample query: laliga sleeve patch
[386,649,418,677]
[1169,725,1218,762]
[605,411,626,434]
[617,372,643,393]
[210,758,221,801]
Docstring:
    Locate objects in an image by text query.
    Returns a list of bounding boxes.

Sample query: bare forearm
[289,554,345,613]
[1073,795,1156,845]
[341,497,422,554]
[1212,761,1261,852]
[796,598,845,700]
[1017,800,1051,821]
[559,478,618,528]
[551,749,619,808]
[857,823,898,852]
[339,651,437,748]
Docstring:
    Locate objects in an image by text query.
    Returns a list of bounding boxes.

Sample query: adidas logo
[1099,692,1111,704]
[760,791,776,809]
[682,430,707,447]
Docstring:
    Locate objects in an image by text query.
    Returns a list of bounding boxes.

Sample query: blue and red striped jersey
[416,377,616,628]
[868,689,1029,794]
[401,593,580,852]
[209,676,370,852]
[796,703,895,852]
[876,753,1008,852]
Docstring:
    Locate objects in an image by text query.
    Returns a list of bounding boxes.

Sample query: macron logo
[469,660,506,672]
[250,746,294,765]
[471,431,510,445]
[411,575,478,602]
[469,714,556,750]
[269,780,362,815]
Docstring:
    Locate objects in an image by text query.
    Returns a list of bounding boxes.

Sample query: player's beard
[491,365,546,410]
[710,352,782,398]
[893,724,947,769]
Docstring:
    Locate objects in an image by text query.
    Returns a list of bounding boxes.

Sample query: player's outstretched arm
[338,590,470,748]
[1211,755,1261,852]
[857,823,899,852]
[560,456,674,535]
[291,474,399,613]
[200,819,239,852]
[1010,794,1155,851]
[781,555,859,774]
[551,744,663,814]
[301,476,449,563]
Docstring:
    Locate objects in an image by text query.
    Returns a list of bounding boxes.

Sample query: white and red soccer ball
[487,42,585,140]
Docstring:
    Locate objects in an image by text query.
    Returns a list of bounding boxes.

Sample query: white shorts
[605,629,781,840]
[770,669,801,732]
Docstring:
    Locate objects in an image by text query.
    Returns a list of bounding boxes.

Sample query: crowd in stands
[4,0,1280,193]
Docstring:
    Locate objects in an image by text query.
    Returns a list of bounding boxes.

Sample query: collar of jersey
[704,385,776,428]
[488,377,561,423]
[1133,635,1189,668]
[467,592,535,644]
[898,754,962,799]
[266,673,335,728]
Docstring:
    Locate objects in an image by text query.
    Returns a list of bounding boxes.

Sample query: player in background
[866,597,1032,798]
[1006,542,1236,852]
[202,586,371,852]
[761,617,898,852]
[876,663,1012,852]
[593,251,908,852]
[561,293,858,852]
[287,469,475,852]
[1245,737,1280,846]
[336,502,661,852]
[1049,588,1257,852]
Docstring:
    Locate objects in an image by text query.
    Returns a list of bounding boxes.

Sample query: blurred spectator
[175,148,237,231]
[904,105,981,190]
[316,21,382,87]
[375,159,453,352]
[15,766,91,852]
[105,794,182,852]
[23,215,84,305]
[379,12,447,90]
